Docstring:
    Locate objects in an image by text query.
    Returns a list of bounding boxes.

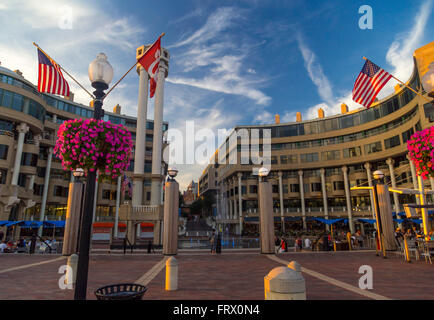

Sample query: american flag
[352,59,392,108]
[121,173,132,197]
[37,48,70,97]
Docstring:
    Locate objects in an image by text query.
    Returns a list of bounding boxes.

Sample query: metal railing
[132,205,159,214]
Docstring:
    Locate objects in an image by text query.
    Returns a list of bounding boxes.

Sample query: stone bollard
[165,256,178,291]
[66,254,78,286]
[264,264,306,300]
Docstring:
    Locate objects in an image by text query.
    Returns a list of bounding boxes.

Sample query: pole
[114,176,121,238]
[32,42,95,99]
[74,81,107,300]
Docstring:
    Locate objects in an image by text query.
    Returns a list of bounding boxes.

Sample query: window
[0,169,6,184]
[249,185,257,194]
[280,155,288,164]
[102,190,116,200]
[0,144,8,160]
[283,184,288,193]
[402,128,414,143]
[272,185,279,193]
[21,153,38,166]
[17,173,27,188]
[364,141,382,154]
[34,184,43,196]
[300,153,318,162]
[311,183,322,192]
[37,167,46,177]
[384,135,400,149]
[333,181,344,190]
[321,150,340,161]
[53,186,69,197]
[290,184,300,193]
[343,147,361,158]
[241,186,247,195]
[271,156,278,165]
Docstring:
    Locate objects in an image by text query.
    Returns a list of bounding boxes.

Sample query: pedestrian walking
[216,232,222,254]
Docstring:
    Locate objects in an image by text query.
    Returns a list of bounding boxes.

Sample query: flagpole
[33,42,95,99]
[102,32,165,101]
[363,57,432,103]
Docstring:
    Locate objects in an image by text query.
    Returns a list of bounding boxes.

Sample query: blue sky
[0,0,433,189]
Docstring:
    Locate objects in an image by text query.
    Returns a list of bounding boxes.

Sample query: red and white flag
[138,35,162,98]
[37,48,70,97]
[352,59,392,108]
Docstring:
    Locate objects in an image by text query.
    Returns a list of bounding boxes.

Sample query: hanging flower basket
[54,118,133,181]
[407,126,434,180]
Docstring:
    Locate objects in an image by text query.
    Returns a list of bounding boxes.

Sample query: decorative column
[320,168,329,231]
[132,65,149,207]
[237,172,243,235]
[408,155,420,204]
[278,171,285,233]
[342,166,354,234]
[298,170,306,229]
[11,123,29,185]
[386,158,400,213]
[39,147,53,231]
[150,54,169,206]
[163,179,179,255]
[364,162,376,220]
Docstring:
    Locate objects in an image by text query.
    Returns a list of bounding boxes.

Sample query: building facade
[212,43,434,235]
[183,180,198,205]
[0,65,168,235]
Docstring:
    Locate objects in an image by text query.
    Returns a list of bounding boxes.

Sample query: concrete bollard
[264,264,306,300]
[66,254,78,285]
[165,256,178,291]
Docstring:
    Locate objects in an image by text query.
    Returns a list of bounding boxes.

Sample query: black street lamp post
[74,53,113,300]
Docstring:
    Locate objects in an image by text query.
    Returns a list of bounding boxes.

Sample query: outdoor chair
[403,238,420,261]
[421,241,434,264]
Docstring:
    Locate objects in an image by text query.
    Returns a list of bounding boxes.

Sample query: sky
[0,0,433,190]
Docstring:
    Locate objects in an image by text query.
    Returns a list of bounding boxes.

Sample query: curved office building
[200,42,434,235]
[0,65,168,238]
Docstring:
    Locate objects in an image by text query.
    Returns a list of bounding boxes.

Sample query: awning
[5,220,24,227]
[358,218,377,224]
[43,221,66,228]
[307,217,346,225]
[0,221,10,226]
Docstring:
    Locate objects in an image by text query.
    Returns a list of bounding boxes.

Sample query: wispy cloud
[169,7,241,49]
[383,0,432,94]
[167,7,271,105]
[296,34,334,107]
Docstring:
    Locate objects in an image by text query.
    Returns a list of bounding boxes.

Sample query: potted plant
[407,126,434,180]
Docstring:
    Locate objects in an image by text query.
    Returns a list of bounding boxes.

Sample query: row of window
[268,134,406,165]
[264,108,418,152]
[0,88,46,121]
[264,83,418,138]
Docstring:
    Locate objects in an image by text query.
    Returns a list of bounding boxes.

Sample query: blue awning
[0,221,9,226]
[44,221,65,228]
[20,221,43,228]
[307,217,346,225]
[358,218,377,224]
[5,220,24,227]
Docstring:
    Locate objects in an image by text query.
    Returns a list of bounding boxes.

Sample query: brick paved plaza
[1,250,434,300]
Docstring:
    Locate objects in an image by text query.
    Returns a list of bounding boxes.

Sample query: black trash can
[94,283,147,300]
